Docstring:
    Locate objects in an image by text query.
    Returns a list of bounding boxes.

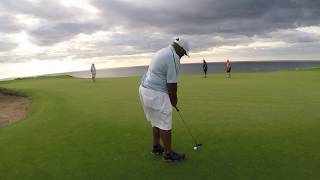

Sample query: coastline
[1,60,320,81]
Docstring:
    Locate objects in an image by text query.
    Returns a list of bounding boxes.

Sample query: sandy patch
[0,93,29,127]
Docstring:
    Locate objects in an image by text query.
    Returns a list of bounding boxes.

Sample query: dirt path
[0,93,29,127]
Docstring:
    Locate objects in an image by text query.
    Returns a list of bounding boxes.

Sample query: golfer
[203,59,208,78]
[90,64,96,82]
[226,59,232,78]
[139,38,189,161]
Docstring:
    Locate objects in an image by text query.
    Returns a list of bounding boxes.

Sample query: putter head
[175,106,180,112]
[194,143,202,148]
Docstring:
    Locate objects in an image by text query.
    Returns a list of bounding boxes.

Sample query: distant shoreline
[65,60,320,78]
[1,60,320,81]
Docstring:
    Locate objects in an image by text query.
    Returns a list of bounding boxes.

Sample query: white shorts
[139,85,172,130]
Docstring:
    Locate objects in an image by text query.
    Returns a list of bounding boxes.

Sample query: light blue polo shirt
[141,45,180,93]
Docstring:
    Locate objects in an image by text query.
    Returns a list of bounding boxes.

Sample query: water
[66,61,320,78]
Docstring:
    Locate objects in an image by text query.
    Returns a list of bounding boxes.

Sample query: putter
[174,106,203,150]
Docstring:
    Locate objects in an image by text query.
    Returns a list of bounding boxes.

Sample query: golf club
[174,106,202,150]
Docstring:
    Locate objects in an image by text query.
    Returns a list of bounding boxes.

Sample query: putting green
[0,70,319,180]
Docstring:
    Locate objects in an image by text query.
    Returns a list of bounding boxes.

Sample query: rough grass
[0,70,319,180]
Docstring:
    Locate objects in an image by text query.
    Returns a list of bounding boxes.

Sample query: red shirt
[226,62,231,69]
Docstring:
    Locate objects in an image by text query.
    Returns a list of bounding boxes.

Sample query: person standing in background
[226,60,232,78]
[203,59,208,78]
[91,64,96,82]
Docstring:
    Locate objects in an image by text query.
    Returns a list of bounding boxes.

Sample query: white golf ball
[193,146,198,150]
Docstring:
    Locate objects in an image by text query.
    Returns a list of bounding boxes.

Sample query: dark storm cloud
[1,0,320,63]
[93,0,320,36]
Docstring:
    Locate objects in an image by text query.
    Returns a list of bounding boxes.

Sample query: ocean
[66,60,320,78]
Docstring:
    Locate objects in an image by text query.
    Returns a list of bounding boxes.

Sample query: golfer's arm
[167,83,178,107]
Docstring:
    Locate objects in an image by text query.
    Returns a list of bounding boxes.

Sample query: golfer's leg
[152,127,161,146]
[160,129,171,154]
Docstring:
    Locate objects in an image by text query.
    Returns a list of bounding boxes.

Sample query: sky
[1,0,320,79]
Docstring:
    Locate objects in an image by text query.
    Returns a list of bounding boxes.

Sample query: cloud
[29,21,102,45]
[0,0,100,45]
[92,0,320,36]
[0,0,320,67]
[0,0,88,21]
[0,14,24,33]
[0,41,17,52]
[268,29,320,44]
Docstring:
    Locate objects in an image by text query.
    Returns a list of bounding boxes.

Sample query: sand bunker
[0,93,29,126]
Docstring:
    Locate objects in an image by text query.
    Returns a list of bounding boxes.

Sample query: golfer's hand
[167,83,178,107]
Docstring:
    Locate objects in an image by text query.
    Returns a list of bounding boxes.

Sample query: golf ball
[193,146,198,150]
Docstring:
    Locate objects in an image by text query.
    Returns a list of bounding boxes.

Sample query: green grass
[0,70,319,180]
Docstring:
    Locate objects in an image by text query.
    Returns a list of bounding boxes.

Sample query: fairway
[0,70,319,180]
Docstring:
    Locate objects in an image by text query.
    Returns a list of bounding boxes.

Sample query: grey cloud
[0,0,101,46]
[0,0,87,21]
[66,32,171,59]
[245,41,320,58]
[92,0,320,36]
[0,14,23,33]
[252,27,320,49]
[86,0,320,55]
[0,41,17,52]
[269,30,320,44]
[29,22,102,45]
[1,0,320,64]
[0,54,27,63]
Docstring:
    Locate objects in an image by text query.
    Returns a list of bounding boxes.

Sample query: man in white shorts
[139,38,189,161]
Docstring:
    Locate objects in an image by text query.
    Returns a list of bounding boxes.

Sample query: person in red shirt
[226,60,232,78]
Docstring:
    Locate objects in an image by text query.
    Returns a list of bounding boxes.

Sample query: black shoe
[163,151,185,161]
[151,145,164,155]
